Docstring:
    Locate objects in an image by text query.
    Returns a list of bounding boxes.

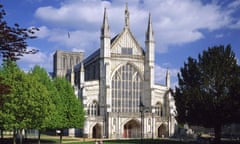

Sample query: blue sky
[1,0,240,87]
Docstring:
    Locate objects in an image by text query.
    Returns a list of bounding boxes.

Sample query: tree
[0,61,23,144]
[0,61,50,144]
[174,45,240,144]
[29,65,56,144]
[53,77,85,144]
[0,77,10,95]
[0,3,39,140]
[0,4,38,62]
[0,77,10,138]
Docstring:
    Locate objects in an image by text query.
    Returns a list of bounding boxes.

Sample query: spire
[124,3,130,28]
[146,13,154,42]
[101,7,110,38]
[166,68,170,88]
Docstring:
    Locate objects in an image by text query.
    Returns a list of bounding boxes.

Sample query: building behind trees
[53,4,176,138]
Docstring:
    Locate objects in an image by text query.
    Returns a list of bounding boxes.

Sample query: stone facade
[53,5,177,139]
[53,50,84,77]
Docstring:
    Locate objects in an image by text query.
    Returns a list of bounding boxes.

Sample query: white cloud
[34,0,235,55]
[155,65,167,84]
[35,1,111,30]
[35,26,50,38]
[227,0,240,9]
[35,25,99,54]
[155,64,179,88]
[18,47,53,72]
[19,47,47,63]
[150,0,232,52]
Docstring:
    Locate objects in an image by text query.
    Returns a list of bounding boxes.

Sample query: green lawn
[1,137,239,144]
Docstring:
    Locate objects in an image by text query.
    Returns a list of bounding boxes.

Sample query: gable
[111,29,144,56]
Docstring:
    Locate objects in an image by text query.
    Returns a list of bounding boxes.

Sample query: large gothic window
[112,64,142,113]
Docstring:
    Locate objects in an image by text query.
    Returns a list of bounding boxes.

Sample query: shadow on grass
[2,138,240,144]
[102,139,240,144]
[102,139,196,144]
[0,138,56,144]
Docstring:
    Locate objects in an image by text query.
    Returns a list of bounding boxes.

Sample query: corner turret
[166,68,170,88]
[101,8,110,38]
[145,13,155,86]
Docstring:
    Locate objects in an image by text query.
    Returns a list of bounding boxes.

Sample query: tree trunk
[19,129,23,144]
[214,124,222,144]
[38,130,41,144]
[25,129,27,139]
[13,129,16,144]
[0,129,3,139]
[60,129,63,144]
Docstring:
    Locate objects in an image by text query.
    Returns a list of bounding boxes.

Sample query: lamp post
[152,107,155,140]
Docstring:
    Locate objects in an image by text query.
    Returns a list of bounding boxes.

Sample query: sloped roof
[111,28,144,55]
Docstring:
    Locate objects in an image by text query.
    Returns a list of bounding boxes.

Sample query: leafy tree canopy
[174,45,240,143]
[0,4,39,61]
[0,62,50,130]
[53,77,85,129]
[30,65,60,129]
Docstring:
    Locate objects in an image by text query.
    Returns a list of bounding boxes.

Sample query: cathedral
[53,5,176,139]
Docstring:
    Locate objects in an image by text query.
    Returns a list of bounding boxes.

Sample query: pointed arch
[123,119,141,138]
[111,63,143,113]
[158,124,168,138]
[92,123,102,138]
[111,62,143,80]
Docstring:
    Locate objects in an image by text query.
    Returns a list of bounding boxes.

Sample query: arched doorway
[158,124,168,138]
[92,123,102,138]
[123,119,140,138]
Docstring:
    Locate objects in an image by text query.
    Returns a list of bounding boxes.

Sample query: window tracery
[112,64,142,112]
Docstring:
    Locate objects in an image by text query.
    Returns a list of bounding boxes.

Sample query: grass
[0,136,240,144]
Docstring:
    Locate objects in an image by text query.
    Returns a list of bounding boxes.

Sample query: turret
[146,13,154,42]
[144,13,155,107]
[99,7,112,119]
[145,13,155,87]
[100,7,111,58]
[166,68,170,88]
[101,8,110,39]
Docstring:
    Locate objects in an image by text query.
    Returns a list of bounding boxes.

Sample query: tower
[144,13,155,106]
[100,7,111,137]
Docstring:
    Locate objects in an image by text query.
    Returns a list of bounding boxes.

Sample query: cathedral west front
[53,4,176,139]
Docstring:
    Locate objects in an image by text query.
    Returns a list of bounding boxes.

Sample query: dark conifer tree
[174,45,240,144]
